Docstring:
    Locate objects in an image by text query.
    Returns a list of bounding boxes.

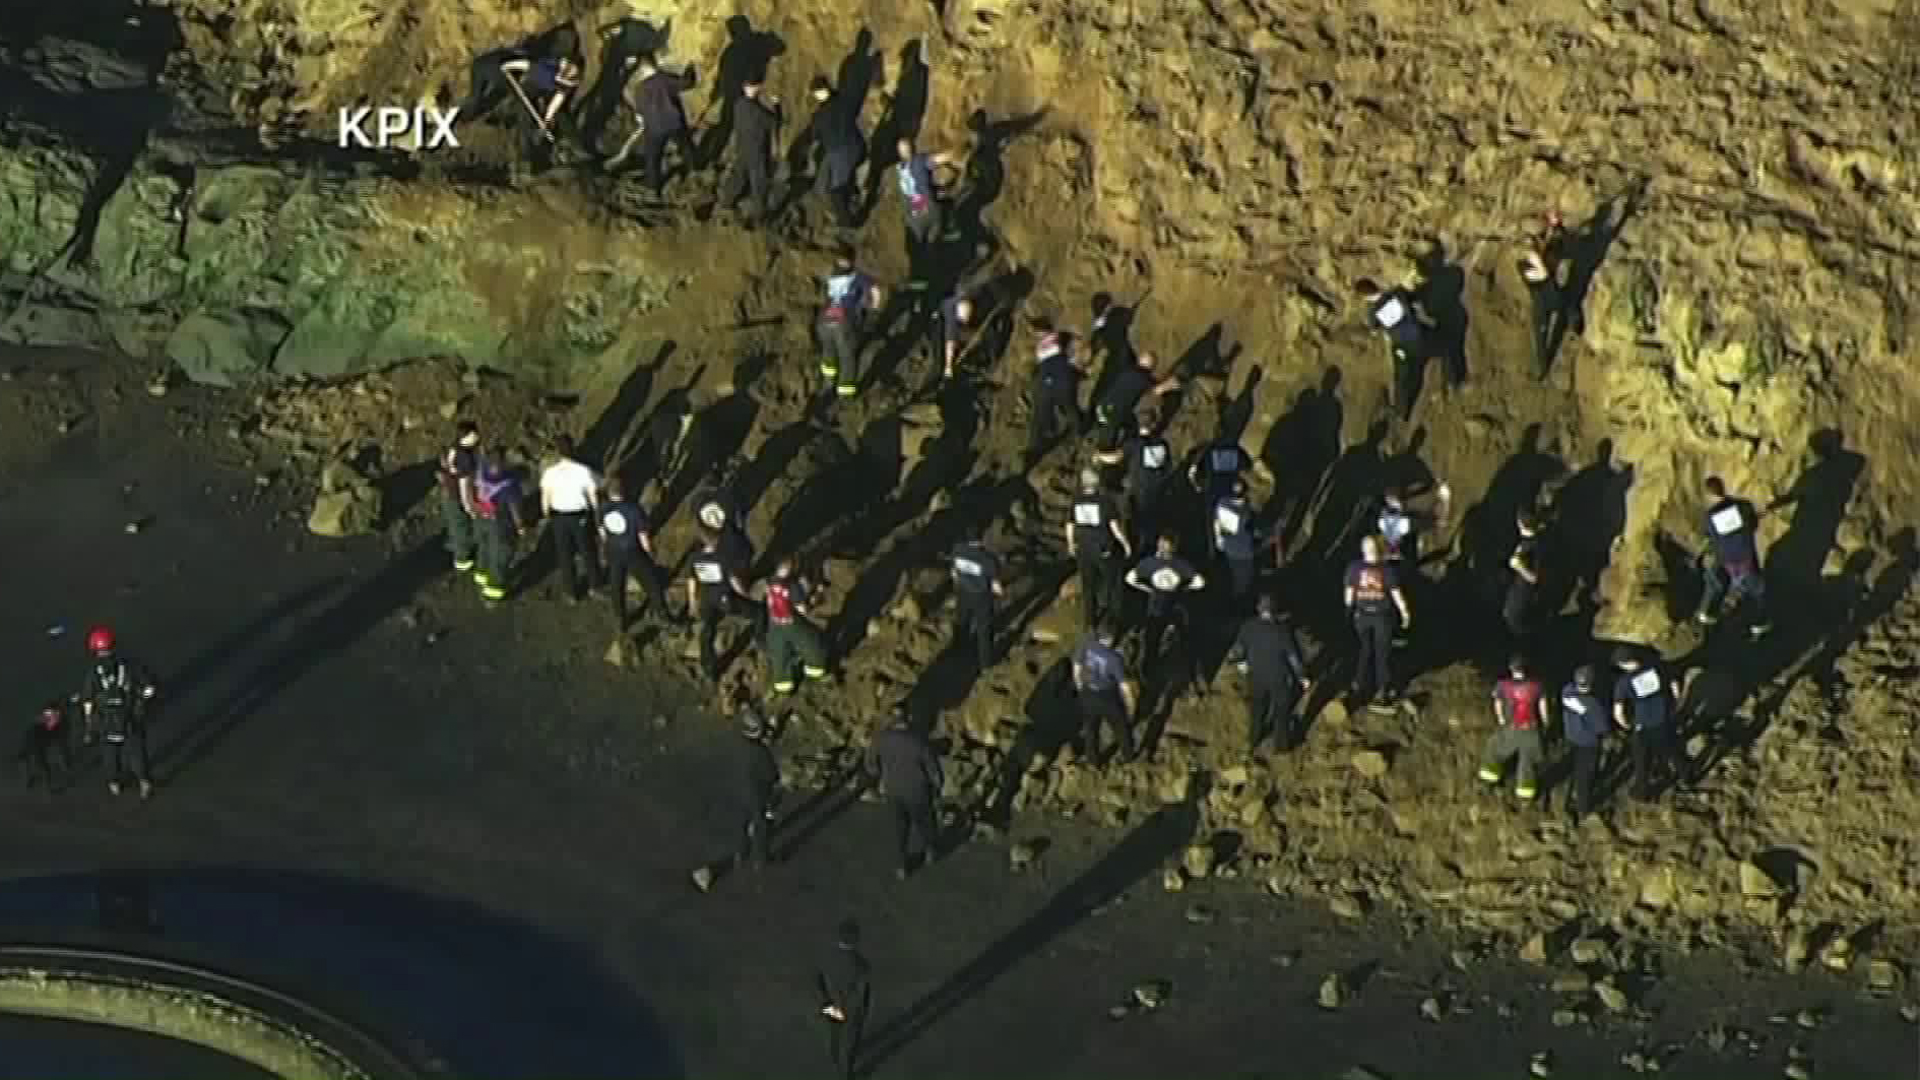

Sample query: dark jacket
[865,726,942,802]
[731,94,779,159]
[816,943,871,1016]
[1233,615,1305,685]
[808,92,866,161]
[634,69,694,132]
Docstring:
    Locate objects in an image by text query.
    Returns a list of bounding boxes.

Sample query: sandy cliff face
[4,0,1919,954]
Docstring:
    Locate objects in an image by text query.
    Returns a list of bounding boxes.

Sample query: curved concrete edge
[0,946,420,1080]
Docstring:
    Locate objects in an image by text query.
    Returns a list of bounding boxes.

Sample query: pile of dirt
[11,0,1920,970]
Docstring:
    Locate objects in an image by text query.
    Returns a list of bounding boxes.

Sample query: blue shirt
[1704,497,1759,568]
[824,272,871,317]
[599,500,647,549]
[1371,289,1423,348]
[897,154,936,209]
[1213,497,1256,558]
[1613,667,1671,729]
[526,59,563,93]
[1345,559,1402,617]
[1559,684,1606,747]
[1074,637,1125,691]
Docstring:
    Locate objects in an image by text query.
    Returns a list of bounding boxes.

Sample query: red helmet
[86,626,115,654]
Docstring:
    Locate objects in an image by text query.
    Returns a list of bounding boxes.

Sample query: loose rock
[1595,979,1630,1013]
[1181,843,1216,880]
[1351,749,1390,779]
[307,486,381,537]
[1161,867,1186,892]
[1419,995,1443,1021]
[1520,932,1549,964]
[1551,1008,1581,1028]
[1329,893,1367,920]
[1867,957,1902,994]
[1569,938,1609,966]
[1318,972,1346,1010]
[1009,840,1043,873]
[1740,859,1785,899]
[1131,979,1170,1010]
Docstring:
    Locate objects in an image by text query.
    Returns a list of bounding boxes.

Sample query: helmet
[1573,664,1596,691]
[86,626,115,654]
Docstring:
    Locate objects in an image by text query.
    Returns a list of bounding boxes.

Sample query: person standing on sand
[816,919,871,1079]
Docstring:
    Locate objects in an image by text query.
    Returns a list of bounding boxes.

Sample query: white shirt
[540,458,601,514]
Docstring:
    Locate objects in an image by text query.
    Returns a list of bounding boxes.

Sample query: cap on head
[86,626,115,655]
[1611,645,1639,669]
[1574,664,1596,690]
[1156,532,1176,554]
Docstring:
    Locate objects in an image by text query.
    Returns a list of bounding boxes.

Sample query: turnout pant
[1352,611,1397,700]
[956,589,995,670]
[477,515,515,592]
[441,493,476,568]
[549,510,602,598]
[1478,725,1543,798]
[698,594,746,679]
[1076,687,1133,764]
[766,619,829,692]
[1141,607,1197,700]
[817,317,863,396]
[1389,344,1420,420]
[905,202,943,270]
[607,544,671,626]
[105,729,149,788]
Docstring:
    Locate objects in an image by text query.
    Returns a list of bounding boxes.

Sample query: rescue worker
[1025,328,1084,468]
[687,526,756,682]
[949,527,1006,670]
[1518,212,1576,379]
[582,16,660,149]
[864,709,944,879]
[1096,409,1175,554]
[458,46,580,143]
[437,421,483,574]
[693,701,780,892]
[1558,663,1606,823]
[1072,622,1139,765]
[1377,481,1451,566]
[610,55,698,193]
[1067,468,1131,630]
[16,699,74,792]
[803,76,868,228]
[1211,476,1262,604]
[1093,350,1180,447]
[1356,276,1437,421]
[1503,509,1544,637]
[715,76,779,226]
[894,138,955,270]
[691,472,748,546]
[1230,594,1310,752]
[76,627,158,799]
[1125,533,1208,703]
[1695,476,1770,637]
[934,287,984,380]
[473,462,525,602]
[817,253,885,402]
[1478,654,1546,801]
[1188,434,1251,534]
[599,478,675,628]
[538,434,603,603]
[1612,646,1680,800]
[1344,535,1413,709]
[816,919,871,1079]
[762,558,830,694]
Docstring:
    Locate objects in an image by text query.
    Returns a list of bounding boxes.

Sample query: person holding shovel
[456,46,580,158]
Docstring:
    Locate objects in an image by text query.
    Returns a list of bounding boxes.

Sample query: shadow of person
[1415,240,1469,392]
[949,107,1048,258]
[1549,437,1634,610]
[1561,175,1649,340]
[863,40,932,219]
[854,783,1204,1075]
[697,15,786,166]
[1264,366,1345,554]
[1765,428,1867,594]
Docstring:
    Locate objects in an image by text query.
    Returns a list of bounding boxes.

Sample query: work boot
[138,779,153,800]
